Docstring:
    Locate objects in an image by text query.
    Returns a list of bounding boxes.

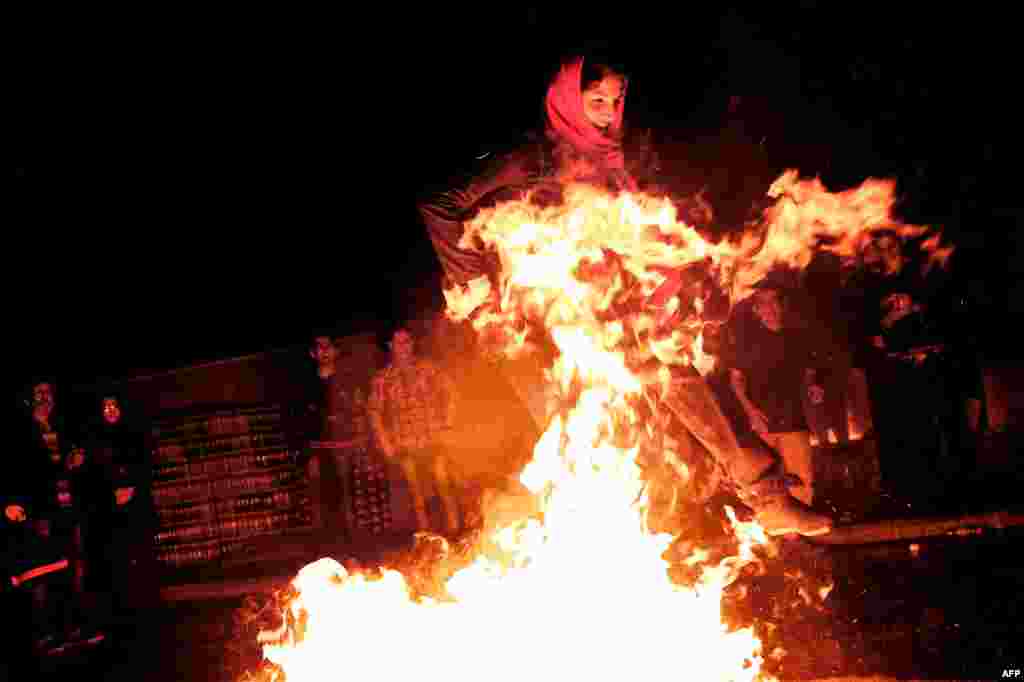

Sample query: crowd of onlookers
[3,384,152,658]
[303,226,988,540]
[704,228,985,515]
[3,228,989,661]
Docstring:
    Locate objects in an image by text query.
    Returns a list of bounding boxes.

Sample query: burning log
[809,510,1024,546]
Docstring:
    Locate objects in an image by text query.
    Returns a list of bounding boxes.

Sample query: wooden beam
[159,574,293,602]
[809,510,1024,546]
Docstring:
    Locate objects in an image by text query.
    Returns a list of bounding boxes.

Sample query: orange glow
[253,171,944,682]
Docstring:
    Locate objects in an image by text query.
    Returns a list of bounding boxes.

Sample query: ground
[9,431,1023,682]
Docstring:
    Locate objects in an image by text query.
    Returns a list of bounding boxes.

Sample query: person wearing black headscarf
[84,392,155,633]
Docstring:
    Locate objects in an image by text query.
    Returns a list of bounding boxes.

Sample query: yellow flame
[254,171,949,682]
[260,390,770,682]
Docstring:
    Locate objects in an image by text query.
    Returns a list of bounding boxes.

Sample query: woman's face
[582,75,624,132]
[102,398,122,425]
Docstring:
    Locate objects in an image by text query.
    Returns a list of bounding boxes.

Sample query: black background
[11,5,1020,396]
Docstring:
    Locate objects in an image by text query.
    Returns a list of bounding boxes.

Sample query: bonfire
[246,171,949,682]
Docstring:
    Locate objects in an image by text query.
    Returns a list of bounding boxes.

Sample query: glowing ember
[252,172,946,682]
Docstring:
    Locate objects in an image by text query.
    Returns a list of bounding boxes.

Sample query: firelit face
[56,478,73,508]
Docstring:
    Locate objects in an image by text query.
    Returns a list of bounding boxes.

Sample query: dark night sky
[12,5,1020,398]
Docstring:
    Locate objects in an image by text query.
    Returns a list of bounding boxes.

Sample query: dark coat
[418,128,660,290]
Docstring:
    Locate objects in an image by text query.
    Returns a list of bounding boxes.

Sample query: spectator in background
[368,328,461,535]
[15,380,99,654]
[725,280,825,507]
[845,229,980,510]
[85,393,154,635]
[802,251,875,443]
[299,334,354,537]
[860,238,960,509]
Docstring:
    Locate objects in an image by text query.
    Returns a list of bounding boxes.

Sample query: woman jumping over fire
[417,51,833,539]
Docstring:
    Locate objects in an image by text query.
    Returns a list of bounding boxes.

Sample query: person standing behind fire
[299,334,356,537]
[12,380,99,654]
[726,281,823,507]
[852,231,975,509]
[367,328,460,535]
[84,393,155,635]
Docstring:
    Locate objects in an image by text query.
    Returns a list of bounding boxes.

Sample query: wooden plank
[810,510,1024,546]
[159,574,293,602]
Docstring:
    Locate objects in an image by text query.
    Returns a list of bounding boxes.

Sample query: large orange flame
[252,171,947,682]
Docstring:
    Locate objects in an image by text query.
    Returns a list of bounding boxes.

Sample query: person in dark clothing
[845,230,975,511]
[879,297,958,501]
[11,380,98,654]
[418,53,832,537]
[297,333,381,540]
[299,334,352,536]
[84,393,155,632]
[724,280,836,507]
[801,251,874,443]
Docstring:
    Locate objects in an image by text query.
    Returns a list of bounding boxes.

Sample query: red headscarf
[544,57,637,191]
